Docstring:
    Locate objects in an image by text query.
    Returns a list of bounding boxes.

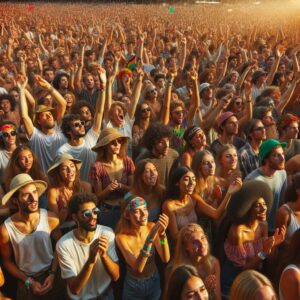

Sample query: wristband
[143,244,152,252]
[25,277,34,290]
[160,239,167,246]
[257,251,267,260]
[141,249,150,258]
[146,237,153,244]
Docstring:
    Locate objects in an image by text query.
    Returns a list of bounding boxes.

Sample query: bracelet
[159,232,167,239]
[24,277,34,290]
[141,249,150,258]
[146,237,153,244]
[160,239,167,246]
[143,244,152,252]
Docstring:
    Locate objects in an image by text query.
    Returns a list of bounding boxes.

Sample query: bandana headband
[0,124,16,132]
[126,197,147,212]
[186,127,202,141]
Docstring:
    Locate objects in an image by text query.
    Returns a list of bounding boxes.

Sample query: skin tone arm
[162,201,179,242]
[178,37,187,71]
[280,268,300,300]
[67,237,119,295]
[18,75,34,138]
[92,67,106,135]
[275,206,290,230]
[35,75,66,124]
[128,69,143,119]
[187,71,201,126]
[192,178,242,220]
[266,46,282,86]
[238,81,253,129]
[74,44,85,94]
[47,188,68,223]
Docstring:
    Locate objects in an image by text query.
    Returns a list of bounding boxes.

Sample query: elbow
[112,272,120,282]
[69,286,82,296]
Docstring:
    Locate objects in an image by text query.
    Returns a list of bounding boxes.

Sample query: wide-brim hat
[226,180,273,224]
[92,128,129,152]
[33,105,57,124]
[2,174,47,206]
[47,153,82,174]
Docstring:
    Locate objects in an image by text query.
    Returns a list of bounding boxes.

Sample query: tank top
[5,209,54,276]
[279,264,300,300]
[283,204,300,239]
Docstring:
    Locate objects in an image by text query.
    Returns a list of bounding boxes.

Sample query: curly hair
[142,123,172,151]
[0,94,16,111]
[61,114,84,139]
[68,192,98,214]
[71,100,95,118]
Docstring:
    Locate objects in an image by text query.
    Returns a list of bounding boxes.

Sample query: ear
[71,213,78,223]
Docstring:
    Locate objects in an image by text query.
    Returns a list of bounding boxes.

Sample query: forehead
[79,201,96,211]
[19,183,37,194]
[270,146,283,155]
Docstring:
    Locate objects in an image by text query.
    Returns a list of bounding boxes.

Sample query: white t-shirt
[29,123,67,173]
[56,225,118,300]
[84,128,99,149]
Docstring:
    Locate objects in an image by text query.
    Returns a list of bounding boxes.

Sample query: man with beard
[0,174,65,299]
[57,68,106,181]
[52,72,70,97]
[56,192,119,300]
[246,139,287,234]
[18,75,67,173]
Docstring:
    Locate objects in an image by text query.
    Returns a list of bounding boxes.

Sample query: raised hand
[156,213,169,237]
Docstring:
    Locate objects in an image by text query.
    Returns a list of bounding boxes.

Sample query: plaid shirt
[238,142,260,179]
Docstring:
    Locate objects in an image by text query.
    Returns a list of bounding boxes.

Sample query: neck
[247,218,259,231]
[260,165,276,177]
[178,193,189,203]
[220,133,234,144]
[41,127,55,135]
[250,139,262,153]
[202,97,211,106]
[18,210,39,222]
[171,122,181,130]
[63,181,74,189]
[69,136,84,146]
[139,118,150,129]
[6,144,16,153]
[74,227,95,243]
[105,152,118,163]
[130,224,147,237]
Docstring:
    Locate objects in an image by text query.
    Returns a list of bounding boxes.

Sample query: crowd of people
[0,1,300,299]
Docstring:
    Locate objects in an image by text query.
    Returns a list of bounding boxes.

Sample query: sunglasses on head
[141,107,151,113]
[82,207,100,219]
[73,121,85,128]
[2,131,16,138]
[110,138,123,146]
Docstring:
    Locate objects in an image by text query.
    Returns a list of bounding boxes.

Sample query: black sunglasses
[82,207,100,219]
[72,121,85,128]
[141,107,151,113]
[2,131,17,138]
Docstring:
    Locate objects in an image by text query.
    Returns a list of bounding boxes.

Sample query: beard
[79,219,97,232]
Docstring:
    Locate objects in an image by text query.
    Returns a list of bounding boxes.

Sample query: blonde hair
[229,270,277,300]
[173,223,215,278]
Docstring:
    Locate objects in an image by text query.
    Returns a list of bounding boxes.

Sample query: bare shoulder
[227,224,244,246]
[0,223,10,244]
[47,210,60,230]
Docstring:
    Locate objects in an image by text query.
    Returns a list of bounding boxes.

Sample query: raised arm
[187,71,201,126]
[17,75,34,138]
[92,67,106,135]
[74,43,85,94]
[128,69,143,119]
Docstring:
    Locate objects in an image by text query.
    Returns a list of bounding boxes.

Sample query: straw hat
[47,153,82,174]
[2,174,47,206]
[226,180,273,224]
[92,128,128,152]
[34,105,57,124]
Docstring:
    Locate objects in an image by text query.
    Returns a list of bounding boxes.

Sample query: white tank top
[5,209,54,276]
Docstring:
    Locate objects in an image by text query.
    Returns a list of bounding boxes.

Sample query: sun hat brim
[47,155,82,173]
[92,131,129,152]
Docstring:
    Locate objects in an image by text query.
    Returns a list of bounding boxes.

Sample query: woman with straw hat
[89,127,135,229]
[47,153,91,234]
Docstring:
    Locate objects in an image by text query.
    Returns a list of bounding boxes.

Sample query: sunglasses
[72,121,85,128]
[110,138,123,146]
[235,101,242,106]
[2,131,17,138]
[253,126,265,131]
[173,110,186,116]
[141,107,151,113]
[149,89,157,94]
[81,207,100,219]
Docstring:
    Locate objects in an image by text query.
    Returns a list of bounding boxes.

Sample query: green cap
[259,139,287,162]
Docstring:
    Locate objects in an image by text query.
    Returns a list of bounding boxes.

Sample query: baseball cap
[259,139,287,162]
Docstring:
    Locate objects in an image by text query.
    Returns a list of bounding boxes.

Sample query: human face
[254,286,276,300]
[80,106,92,122]
[71,120,86,138]
[64,94,74,108]
[142,162,158,186]
[147,86,158,99]
[251,121,266,141]
[107,138,123,155]
[285,121,299,140]
[171,106,186,125]
[18,149,33,172]
[0,99,11,113]
[110,105,125,127]
[129,203,148,227]
[224,116,238,135]
[186,230,208,258]
[37,111,55,129]
[17,183,39,213]
[153,137,169,158]
[262,111,274,127]
[1,127,17,147]
[201,154,215,177]
[268,146,285,170]
[141,104,151,118]
[181,276,209,300]
[76,202,98,232]
[221,148,238,171]
[59,76,68,89]
[44,70,54,83]
[178,171,196,196]
[251,198,268,222]
[84,75,95,90]
[190,130,206,150]
[59,160,77,183]
[202,87,213,99]
[233,98,243,113]
[10,91,20,103]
